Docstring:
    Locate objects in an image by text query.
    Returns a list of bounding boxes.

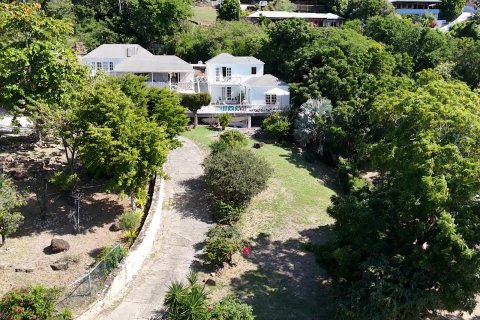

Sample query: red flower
[242,246,250,255]
[208,306,213,311]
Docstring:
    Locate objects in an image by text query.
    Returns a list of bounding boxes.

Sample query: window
[222,67,232,81]
[251,67,257,75]
[222,87,232,100]
[266,94,277,105]
[97,62,102,70]
[109,62,114,71]
[215,67,221,82]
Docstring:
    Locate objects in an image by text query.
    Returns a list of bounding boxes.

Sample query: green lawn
[191,6,217,25]
[181,126,336,319]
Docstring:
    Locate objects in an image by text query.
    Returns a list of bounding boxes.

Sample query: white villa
[82,45,290,124]
[82,44,195,93]
[194,53,290,113]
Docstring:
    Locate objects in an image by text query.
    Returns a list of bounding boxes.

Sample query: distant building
[389,0,441,18]
[247,11,344,27]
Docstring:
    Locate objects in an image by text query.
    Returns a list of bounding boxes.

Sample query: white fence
[197,104,290,114]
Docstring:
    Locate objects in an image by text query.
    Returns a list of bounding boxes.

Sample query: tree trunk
[130,191,137,211]
[1,234,5,246]
[194,112,198,128]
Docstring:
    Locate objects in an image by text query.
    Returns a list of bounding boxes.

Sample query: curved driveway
[100,137,212,320]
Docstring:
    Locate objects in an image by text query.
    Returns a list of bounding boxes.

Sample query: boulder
[50,262,69,271]
[204,278,216,286]
[50,239,70,253]
[109,220,122,232]
[253,142,265,149]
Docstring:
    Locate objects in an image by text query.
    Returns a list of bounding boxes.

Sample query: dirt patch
[0,144,128,296]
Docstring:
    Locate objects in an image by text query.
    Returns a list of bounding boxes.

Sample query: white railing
[147,82,169,89]
[147,81,194,91]
[212,76,243,85]
[197,104,290,114]
[195,76,208,84]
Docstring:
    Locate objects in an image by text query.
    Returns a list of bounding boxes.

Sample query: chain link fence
[57,243,125,313]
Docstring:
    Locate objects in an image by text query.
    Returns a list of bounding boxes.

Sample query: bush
[213,200,243,225]
[0,285,72,320]
[119,210,143,232]
[208,296,255,320]
[217,113,232,130]
[209,140,230,155]
[337,157,362,193]
[203,148,273,206]
[164,272,209,320]
[95,244,126,272]
[49,170,78,192]
[261,112,290,142]
[204,225,243,266]
[219,130,248,149]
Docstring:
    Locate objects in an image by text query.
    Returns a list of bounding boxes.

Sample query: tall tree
[75,76,169,209]
[217,0,240,21]
[0,3,85,113]
[265,0,296,11]
[440,0,465,21]
[321,78,480,319]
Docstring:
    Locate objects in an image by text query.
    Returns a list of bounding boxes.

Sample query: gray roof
[114,55,193,73]
[83,44,154,59]
[245,74,288,87]
[206,53,264,65]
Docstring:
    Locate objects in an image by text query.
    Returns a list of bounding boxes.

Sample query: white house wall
[206,63,264,83]
[82,57,125,74]
[249,86,290,106]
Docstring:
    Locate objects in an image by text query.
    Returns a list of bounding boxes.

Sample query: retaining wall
[75,176,165,320]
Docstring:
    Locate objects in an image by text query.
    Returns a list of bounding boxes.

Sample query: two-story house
[197,53,290,111]
[82,44,195,93]
[389,0,441,18]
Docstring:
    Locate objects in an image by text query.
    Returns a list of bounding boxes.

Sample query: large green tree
[440,0,464,21]
[321,78,480,319]
[0,3,86,125]
[75,77,169,208]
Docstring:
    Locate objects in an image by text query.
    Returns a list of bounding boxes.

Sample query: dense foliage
[321,78,480,319]
[0,175,25,245]
[0,285,72,320]
[218,130,248,149]
[208,296,255,320]
[261,112,290,142]
[217,0,241,21]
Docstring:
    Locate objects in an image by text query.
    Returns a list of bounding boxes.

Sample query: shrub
[204,225,243,266]
[217,113,232,131]
[293,98,332,148]
[119,210,143,232]
[95,244,126,273]
[208,296,255,320]
[219,130,248,149]
[209,140,230,155]
[49,170,78,192]
[213,200,243,225]
[337,157,364,193]
[164,271,209,320]
[123,229,138,245]
[261,112,290,142]
[0,285,72,320]
[203,148,273,206]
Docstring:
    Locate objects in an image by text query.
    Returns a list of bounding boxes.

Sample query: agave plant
[293,98,333,148]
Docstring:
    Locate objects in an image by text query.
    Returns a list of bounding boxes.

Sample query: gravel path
[100,137,212,320]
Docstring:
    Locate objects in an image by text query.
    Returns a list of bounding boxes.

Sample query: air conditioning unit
[127,46,137,57]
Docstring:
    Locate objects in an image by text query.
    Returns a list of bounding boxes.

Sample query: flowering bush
[0,285,72,320]
[204,226,245,266]
[208,296,254,320]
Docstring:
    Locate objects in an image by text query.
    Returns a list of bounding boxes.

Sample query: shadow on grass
[230,226,335,320]
[279,143,341,193]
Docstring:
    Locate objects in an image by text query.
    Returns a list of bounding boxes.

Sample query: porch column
[151,72,153,85]
[247,116,252,129]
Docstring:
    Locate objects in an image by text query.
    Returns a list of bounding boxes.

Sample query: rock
[253,142,265,149]
[109,220,122,232]
[50,239,70,253]
[15,267,34,273]
[204,278,216,286]
[10,170,28,181]
[50,262,69,271]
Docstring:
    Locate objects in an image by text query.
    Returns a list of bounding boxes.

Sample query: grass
[191,5,217,25]
[181,126,336,319]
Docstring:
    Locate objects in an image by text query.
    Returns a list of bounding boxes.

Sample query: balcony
[211,76,243,85]
[197,104,290,114]
[147,81,194,92]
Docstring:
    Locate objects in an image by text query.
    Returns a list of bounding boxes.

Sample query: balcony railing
[147,81,194,91]
[197,104,290,114]
[211,76,243,84]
